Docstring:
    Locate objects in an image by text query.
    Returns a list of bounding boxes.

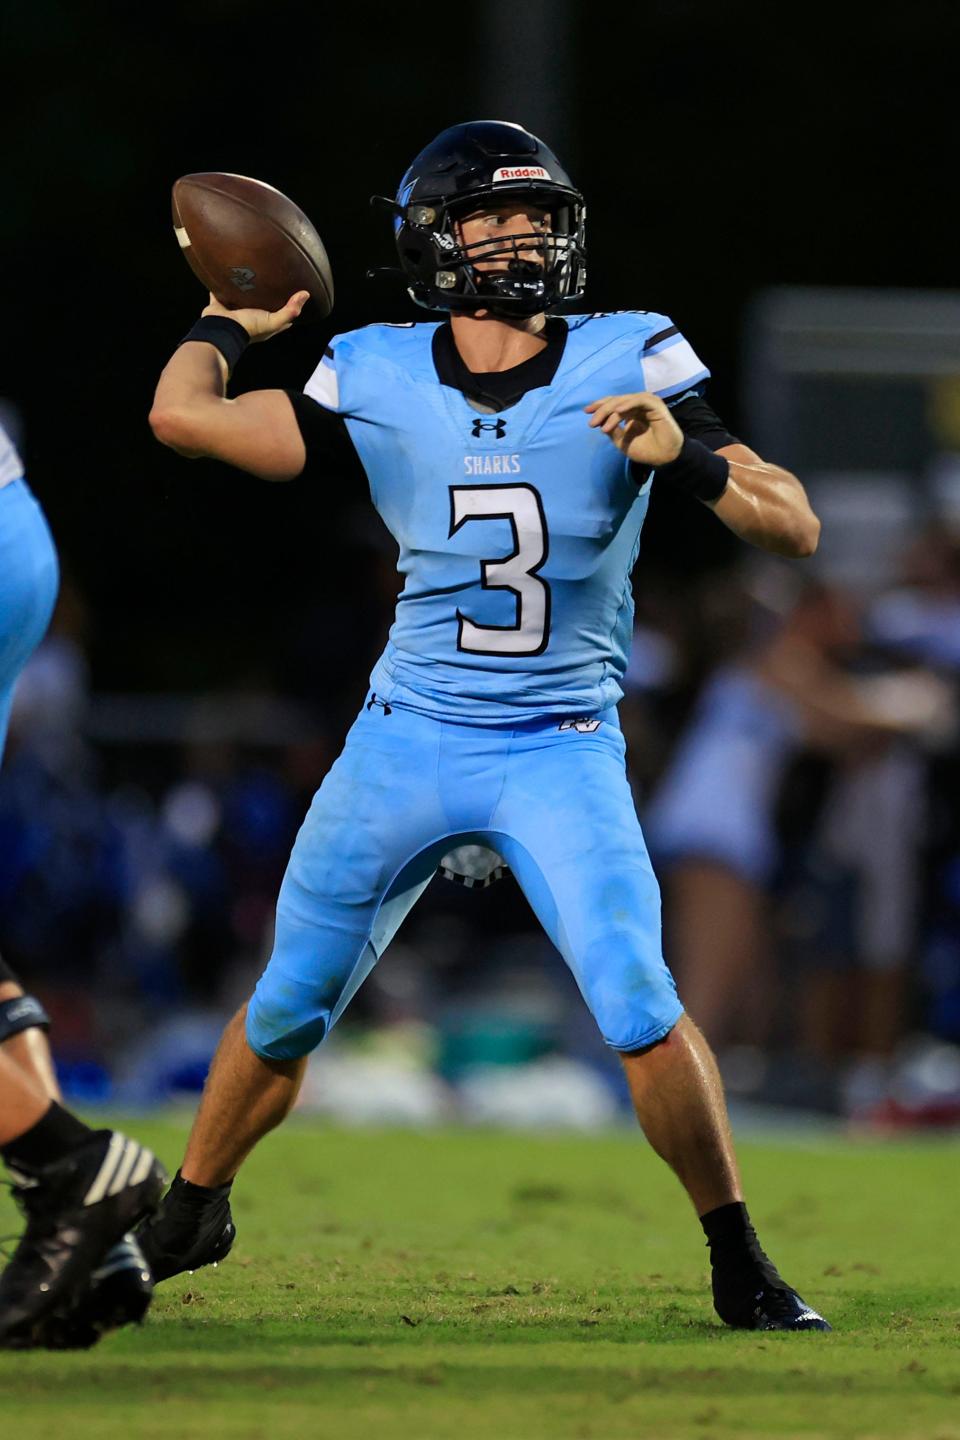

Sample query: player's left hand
[585,392,684,467]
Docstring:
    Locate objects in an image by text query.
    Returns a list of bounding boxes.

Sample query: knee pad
[245,984,330,1062]
[0,994,51,1044]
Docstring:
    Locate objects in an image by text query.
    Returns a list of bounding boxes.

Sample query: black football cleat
[719,1283,831,1332]
[0,1132,165,1349]
[136,1173,235,1283]
[37,1235,155,1350]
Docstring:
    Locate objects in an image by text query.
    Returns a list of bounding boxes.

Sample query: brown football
[171,172,334,318]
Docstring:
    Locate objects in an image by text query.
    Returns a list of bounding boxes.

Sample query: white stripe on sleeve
[304,359,339,412]
[0,421,24,490]
[643,337,709,399]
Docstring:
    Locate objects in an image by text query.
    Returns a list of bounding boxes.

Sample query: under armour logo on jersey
[559,717,602,733]
[366,692,392,715]
[471,418,507,439]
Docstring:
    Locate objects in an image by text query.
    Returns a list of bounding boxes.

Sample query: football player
[0,420,165,1347]
[139,122,828,1331]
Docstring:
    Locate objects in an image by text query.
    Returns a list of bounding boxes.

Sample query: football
[171,172,334,318]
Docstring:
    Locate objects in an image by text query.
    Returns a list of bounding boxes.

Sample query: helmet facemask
[395,187,586,317]
[450,194,584,315]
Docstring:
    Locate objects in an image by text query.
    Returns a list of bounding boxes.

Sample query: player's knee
[245,972,338,1062]
[582,936,683,1051]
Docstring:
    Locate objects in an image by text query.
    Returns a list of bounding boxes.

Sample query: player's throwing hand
[585,392,684,468]
[201,290,311,343]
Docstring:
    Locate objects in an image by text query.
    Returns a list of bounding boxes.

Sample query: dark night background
[2,0,954,704]
[3,0,960,1118]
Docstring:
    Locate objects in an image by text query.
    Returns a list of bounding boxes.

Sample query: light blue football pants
[0,479,59,763]
[247,698,683,1059]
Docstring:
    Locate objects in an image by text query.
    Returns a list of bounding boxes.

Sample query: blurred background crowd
[3,0,960,1132]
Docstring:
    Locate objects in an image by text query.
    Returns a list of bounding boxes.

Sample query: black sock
[167,1170,233,1206]
[1,1101,94,1171]
[700,1202,785,1319]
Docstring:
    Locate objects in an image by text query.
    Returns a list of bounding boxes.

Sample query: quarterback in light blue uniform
[0,421,59,761]
[144,121,829,1331]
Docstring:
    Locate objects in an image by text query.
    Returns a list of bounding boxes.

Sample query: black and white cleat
[37,1234,155,1350]
[0,1132,165,1348]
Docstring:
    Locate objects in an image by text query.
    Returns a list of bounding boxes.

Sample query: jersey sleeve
[284,391,353,484]
[640,317,710,400]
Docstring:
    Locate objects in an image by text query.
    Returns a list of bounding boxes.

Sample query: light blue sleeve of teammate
[637,313,711,401]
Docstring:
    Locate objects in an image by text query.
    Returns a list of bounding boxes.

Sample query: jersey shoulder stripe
[304,345,339,410]
[563,310,710,397]
[642,333,710,399]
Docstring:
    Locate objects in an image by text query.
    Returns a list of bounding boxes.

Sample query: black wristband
[179,315,250,374]
[654,435,729,502]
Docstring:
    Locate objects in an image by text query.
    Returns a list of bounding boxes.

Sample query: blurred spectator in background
[645,575,956,1114]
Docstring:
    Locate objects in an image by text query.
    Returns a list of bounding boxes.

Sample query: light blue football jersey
[304,312,709,721]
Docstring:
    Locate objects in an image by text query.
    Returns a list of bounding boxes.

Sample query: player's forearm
[707,458,820,558]
[149,344,230,457]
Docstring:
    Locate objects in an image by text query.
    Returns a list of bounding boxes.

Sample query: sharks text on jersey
[463,454,522,476]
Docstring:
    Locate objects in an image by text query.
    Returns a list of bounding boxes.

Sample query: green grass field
[1,1119,958,1440]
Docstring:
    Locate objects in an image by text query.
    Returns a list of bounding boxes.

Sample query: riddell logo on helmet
[493,166,550,182]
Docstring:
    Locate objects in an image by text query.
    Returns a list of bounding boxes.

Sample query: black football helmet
[376,121,586,317]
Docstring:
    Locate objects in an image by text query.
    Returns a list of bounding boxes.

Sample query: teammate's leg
[0,1048,49,1146]
[492,714,829,1331]
[0,957,160,1346]
[0,1046,165,1348]
[0,480,164,1346]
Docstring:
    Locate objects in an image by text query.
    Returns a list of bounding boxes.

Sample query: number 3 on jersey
[448,484,551,657]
